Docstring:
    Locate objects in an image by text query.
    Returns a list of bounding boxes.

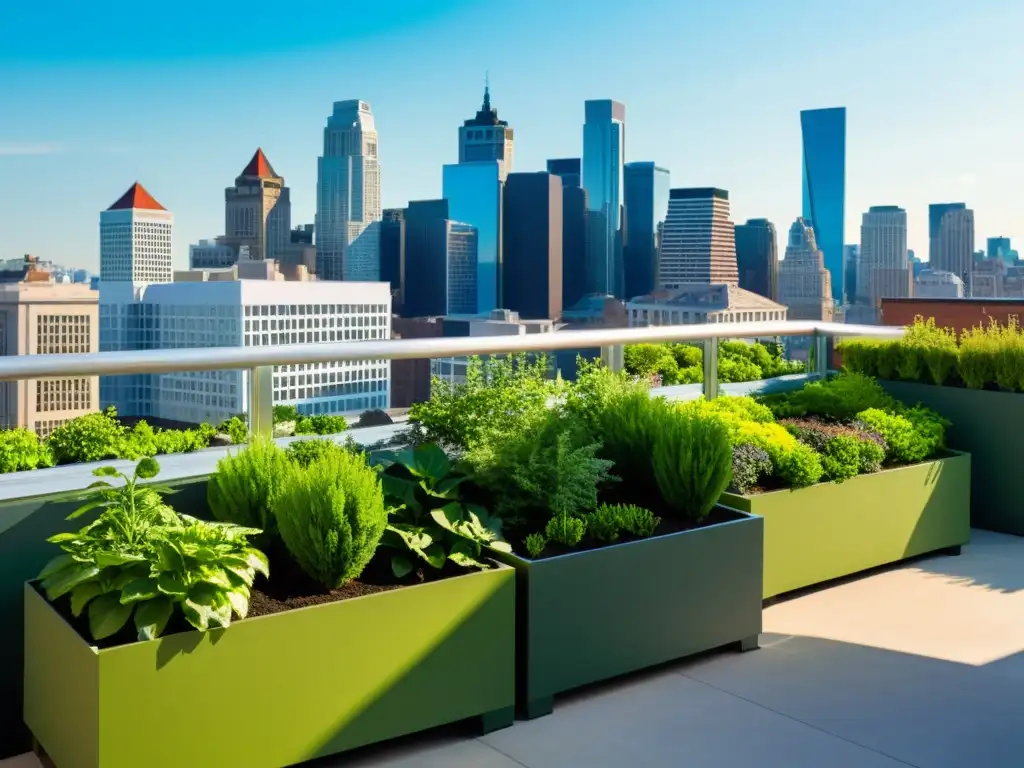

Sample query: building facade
[189,239,236,269]
[220,149,291,263]
[560,184,588,311]
[915,269,965,299]
[582,100,626,298]
[380,209,405,310]
[800,107,846,303]
[627,284,787,327]
[929,203,974,294]
[657,188,738,290]
[316,100,381,281]
[99,183,173,283]
[843,244,860,306]
[987,236,1017,263]
[777,217,834,321]
[734,218,778,300]
[458,85,514,180]
[441,161,503,314]
[547,158,581,188]
[0,274,98,437]
[859,206,912,310]
[623,162,670,300]
[503,172,563,319]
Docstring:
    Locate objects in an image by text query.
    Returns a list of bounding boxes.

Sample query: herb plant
[294,414,348,436]
[652,410,733,522]
[207,438,292,546]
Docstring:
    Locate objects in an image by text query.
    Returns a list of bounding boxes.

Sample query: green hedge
[623,340,805,386]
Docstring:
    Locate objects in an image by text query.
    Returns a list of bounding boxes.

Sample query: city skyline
[2,0,1019,272]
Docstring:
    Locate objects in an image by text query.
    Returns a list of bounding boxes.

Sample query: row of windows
[36,378,93,412]
[275,367,385,387]
[245,314,384,331]
[37,315,92,355]
[244,303,387,316]
[245,329,385,346]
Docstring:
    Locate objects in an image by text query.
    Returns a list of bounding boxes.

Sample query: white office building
[99,183,174,283]
[316,100,382,282]
[915,269,965,299]
[100,270,391,425]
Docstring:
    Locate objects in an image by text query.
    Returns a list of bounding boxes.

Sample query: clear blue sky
[2,0,1021,271]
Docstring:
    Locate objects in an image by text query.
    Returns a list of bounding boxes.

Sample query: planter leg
[522,696,555,720]
[739,635,759,653]
[944,545,963,557]
[478,706,515,735]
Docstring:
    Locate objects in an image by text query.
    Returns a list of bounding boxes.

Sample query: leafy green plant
[855,407,946,464]
[37,458,267,641]
[652,410,732,522]
[820,435,862,482]
[618,505,661,538]
[0,427,49,474]
[761,373,895,421]
[729,443,772,494]
[586,504,623,543]
[545,515,586,547]
[776,443,823,487]
[594,388,669,490]
[524,533,547,559]
[45,406,126,465]
[285,438,351,467]
[273,404,300,424]
[219,416,249,446]
[294,414,348,436]
[206,438,292,546]
[378,442,511,577]
[273,447,387,589]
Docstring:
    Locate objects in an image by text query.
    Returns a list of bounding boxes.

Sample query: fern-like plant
[652,411,732,522]
[273,447,387,589]
[596,388,669,489]
[206,438,291,547]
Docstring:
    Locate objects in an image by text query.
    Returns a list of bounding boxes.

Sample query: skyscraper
[800,107,846,303]
[561,186,589,311]
[859,206,911,309]
[657,188,738,290]
[99,183,173,283]
[403,201,479,317]
[547,158,581,188]
[442,162,503,314]
[778,218,833,321]
[582,100,626,298]
[988,236,1015,263]
[221,149,291,263]
[843,244,860,304]
[503,172,563,320]
[316,100,381,281]
[734,218,778,300]
[929,203,974,293]
[458,83,514,180]
[623,162,670,300]
[380,208,405,309]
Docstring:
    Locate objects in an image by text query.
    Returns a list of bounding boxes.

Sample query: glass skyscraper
[583,100,626,298]
[734,218,778,300]
[442,162,503,313]
[547,158,581,188]
[800,107,846,303]
[623,162,670,299]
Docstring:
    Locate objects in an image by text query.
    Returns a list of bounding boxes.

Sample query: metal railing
[0,320,906,437]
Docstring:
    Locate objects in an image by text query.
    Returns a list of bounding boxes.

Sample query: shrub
[273,447,387,589]
[586,504,623,543]
[286,438,349,467]
[671,344,703,369]
[820,435,862,482]
[617,505,661,538]
[855,407,945,464]
[206,438,292,546]
[563,358,648,434]
[356,409,393,427]
[652,411,732,522]
[121,421,157,459]
[729,443,772,494]
[776,443,823,487]
[219,416,249,446]
[0,428,49,474]
[762,373,895,421]
[152,426,212,455]
[594,388,669,490]
[624,344,678,382]
[524,532,547,559]
[272,404,300,424]
[856,437,885,474]
[46,407,125,465]
[294,414,348,436]
[718,356,762,383]
[545,514,586,547]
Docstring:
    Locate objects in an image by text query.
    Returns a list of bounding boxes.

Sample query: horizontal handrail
[0,320,903,381]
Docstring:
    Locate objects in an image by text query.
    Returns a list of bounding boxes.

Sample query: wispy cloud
[0,142,65,157]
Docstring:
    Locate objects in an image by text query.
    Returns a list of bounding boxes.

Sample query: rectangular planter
[880,380,1022,535]
[24,565,515,768]
[722,452,971,600]
[493,508,763,718]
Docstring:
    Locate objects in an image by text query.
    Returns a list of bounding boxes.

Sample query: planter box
[880,380,1022,535]
[493,508,763,718]
[722,452,971,600]
[24,566,515,768]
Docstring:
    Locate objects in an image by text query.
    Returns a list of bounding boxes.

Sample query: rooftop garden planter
[730,371,970,598]
[24,441,515,767]
[839,318,1024,535]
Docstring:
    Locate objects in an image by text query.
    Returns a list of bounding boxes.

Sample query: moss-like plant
[595,388,669,490]
[652,411,732,522]
[273,448,387,590]
[524,533,547,559]
[207,438,291,546]
[617,505,661,538]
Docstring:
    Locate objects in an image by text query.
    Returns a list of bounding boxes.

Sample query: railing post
[813,331,829,380]
[601,345,624,374]
[248,365,274,439]
[702,338,719,400]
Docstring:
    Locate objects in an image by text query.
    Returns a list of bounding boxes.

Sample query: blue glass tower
[800,107,846,303]
[442,162,503,313]
[583,100,626,298]
[623,162,670,299]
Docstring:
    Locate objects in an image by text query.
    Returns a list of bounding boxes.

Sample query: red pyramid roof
[240,148,277,178]
[107,182,166,211]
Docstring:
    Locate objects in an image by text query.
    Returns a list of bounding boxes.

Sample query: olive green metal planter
[722,452,971,600]
[24,566,515,768]
[493,508,763,718]
[880,380,1022,535]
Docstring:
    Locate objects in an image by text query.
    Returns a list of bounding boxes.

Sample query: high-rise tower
[623,162,670,300]
[929,203,974,293]
[99,183,173,283]
[859,205,911,309]
[733,218,778,300]
[222,149,291,263]
[801,107,846,303]
[657,188,738,290]
[778,217,833,321]
[316,100,382,281]
[458,79,514,180]
[583,100,626,298]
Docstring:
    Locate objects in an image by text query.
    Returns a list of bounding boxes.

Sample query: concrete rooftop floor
[6,528,1024,768]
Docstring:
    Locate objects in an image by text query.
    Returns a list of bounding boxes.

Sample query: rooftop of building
[669,187,729,201]
[238,148,278,179]
[631,284,785,311]
[106,182,166,212]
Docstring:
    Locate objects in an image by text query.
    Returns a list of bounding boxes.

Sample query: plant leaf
[227,589,250,619]
[433,474,468,498]
[157,573,188,596]
[37,553,76,580]
[66,500,106,520]
[391,555,413,578]
[134,596,173,641]
[92,466,121,478]
[120,577,160,604]
[412,443,451,481]
[381,474,419,508]
[421,542,446,569]
[448,539,489,570]
[42,565,102,600]
[246,549,269,578]
[88,593,133,640]
[69,582,103,617]
[182,599,211,631]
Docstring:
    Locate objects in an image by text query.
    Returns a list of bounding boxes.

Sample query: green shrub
[273,447,387,589]
[286,438,349,467]
[762,373,895,421]
[545,514,586,547]
[594,388,669,490]
[152,425,213,455]
[718,356,762,383]
[121,421,157,459]
[272,404,300,424]
[524,533,547,559]
[0,428,49,474]
[563,358,648,434]
[820,435,862,482]
[856,436,885,474]
[729,443,772,494]
[219,416,249,446]
[623,344,678,383]
[652,411,732,522]
[46,407,125,465]
[671,344,703,369]
[586,504,623,543]
[618,505,661,538]
[206,438,291,546]
[294,414,348,436]
[776,443,823,487]
[855,407,944,464]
